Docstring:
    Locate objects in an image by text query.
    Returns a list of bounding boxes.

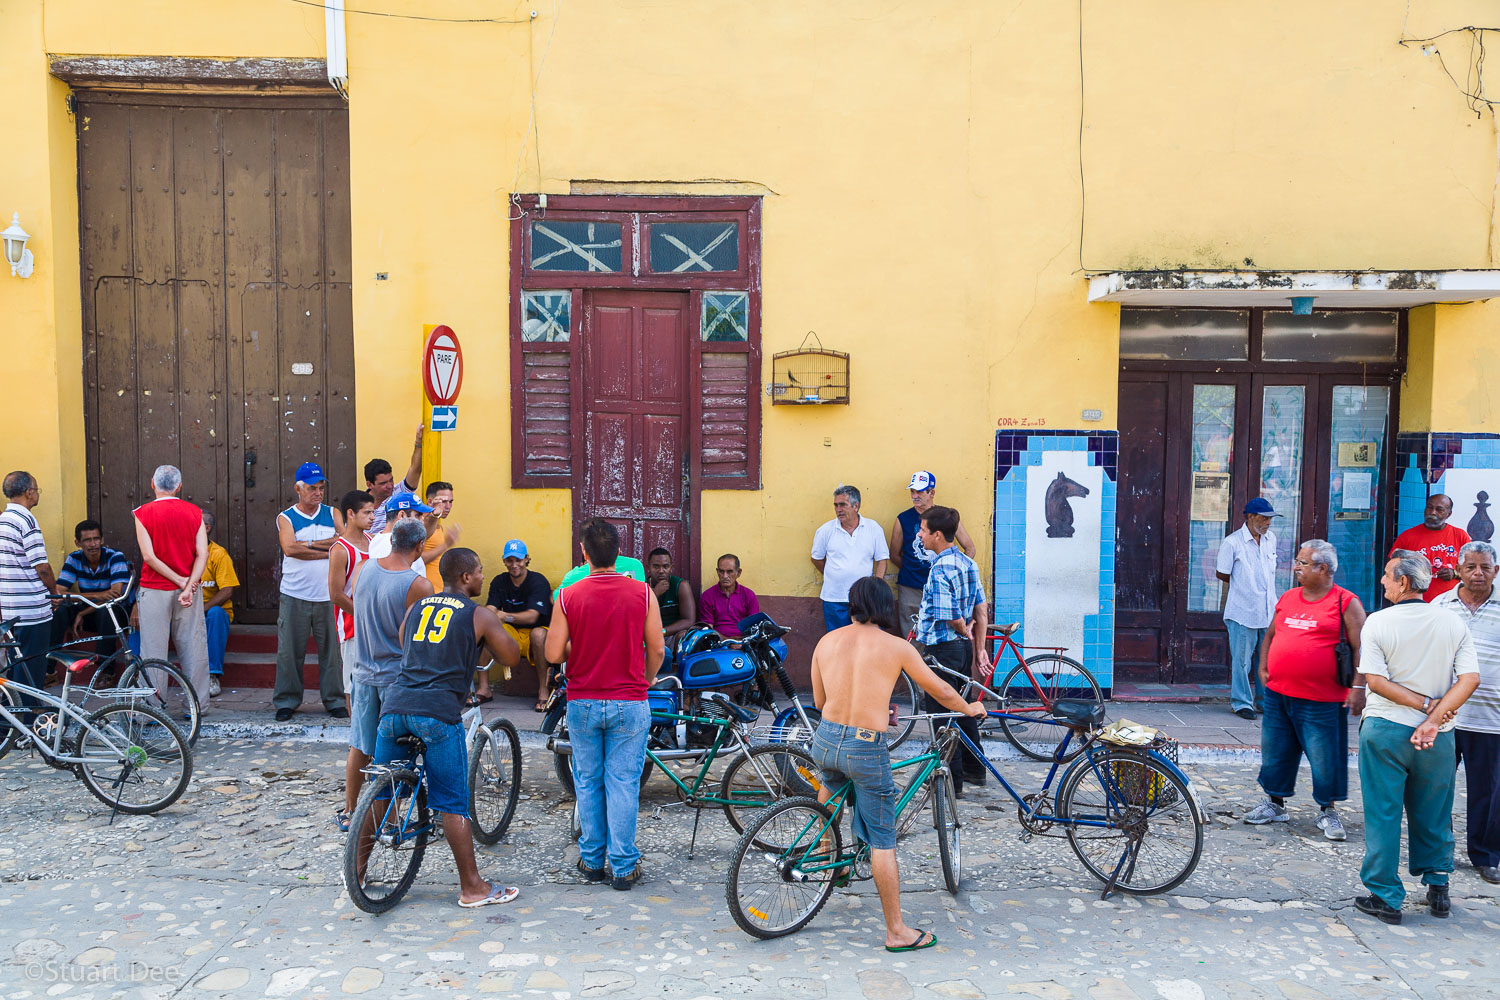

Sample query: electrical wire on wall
[285,0,530,24]
[504,0,565,222]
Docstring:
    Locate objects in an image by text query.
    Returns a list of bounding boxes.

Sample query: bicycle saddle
[1050,699,1106,728]
[702,690,759,724]
[393,734,427,753]
[990,622,1020,636]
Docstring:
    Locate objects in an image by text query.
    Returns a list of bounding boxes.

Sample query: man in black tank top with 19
[368,547,522,907]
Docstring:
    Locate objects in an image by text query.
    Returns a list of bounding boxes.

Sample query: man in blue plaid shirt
[50,519,132,658]
[916,505,990,794]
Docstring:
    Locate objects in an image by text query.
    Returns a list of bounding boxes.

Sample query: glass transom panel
[650,222,739,273]
[1261,311,1399,363]
[529,221,622,272]
[701,292,749,342]
[1120,309,1250,362]
[521,291,571,342]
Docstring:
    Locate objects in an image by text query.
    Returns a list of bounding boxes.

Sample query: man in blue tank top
[890,472,977,640]
[366,547,521,907]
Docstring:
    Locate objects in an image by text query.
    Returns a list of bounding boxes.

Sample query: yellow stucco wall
[4,0,1500,592]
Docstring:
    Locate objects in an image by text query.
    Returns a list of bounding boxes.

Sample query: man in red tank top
[133,464,211,713]
[545,518,665,890]
[1242,539,1367,840]
[329,490,375,712]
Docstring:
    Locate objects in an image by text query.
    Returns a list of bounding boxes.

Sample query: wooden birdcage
[768,332,850,405]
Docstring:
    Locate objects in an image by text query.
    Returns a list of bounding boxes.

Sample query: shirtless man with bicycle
[808,576,986,952]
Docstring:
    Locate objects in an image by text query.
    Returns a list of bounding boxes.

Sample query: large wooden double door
[1116,371,1397,684]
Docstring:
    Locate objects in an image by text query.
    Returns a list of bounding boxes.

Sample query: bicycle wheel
[1057,749,1203,895]
[469,719,522,844]
[996,655,1101,762]
[933,770,961,893]
[75,702,192,814]
[726,796,843,939]
[894,777,933,838]
[0,683,20,762]
[719,745,823,838]
[345,768,430,913]
[117,657,201,747]
[886,672,919,751]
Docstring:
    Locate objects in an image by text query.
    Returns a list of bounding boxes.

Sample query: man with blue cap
[273,461,347,722]
[367,493,434,567]
[890,471,976,638]
[1216,497,1282,720]
[477,539,555,709]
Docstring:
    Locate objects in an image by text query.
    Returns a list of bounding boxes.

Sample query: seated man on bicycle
[371,546,522,907]
[809,576,985,952]
[49,519,132,661]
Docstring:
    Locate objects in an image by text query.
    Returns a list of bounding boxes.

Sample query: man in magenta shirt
[698,553,759,637]
[133,464,211,712]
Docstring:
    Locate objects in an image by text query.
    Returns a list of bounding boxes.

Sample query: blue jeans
[205,606,230,676]
[811,719,899,849]
[568,699,649,875]
[1257,687,1347,807]
[1225,620,1265,712]
[373,713,469,816]
[11,620,51,716]
[1359,716,1456,908]
[821,601,851,632]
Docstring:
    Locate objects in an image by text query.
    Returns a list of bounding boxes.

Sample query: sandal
[458,882,520,908]
[533,701,546,712]
[464,693,494,708]
[334,810,350,833]
[885,929,937,953]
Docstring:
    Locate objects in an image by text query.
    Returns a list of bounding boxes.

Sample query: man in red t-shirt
[133,464,211,712]
[1243,539,1367,839]
[545,518,665,891]
[1391,494,1470,602]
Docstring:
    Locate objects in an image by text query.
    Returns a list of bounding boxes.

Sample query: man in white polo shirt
[1215,497,1281,720]
[811,484,889,633]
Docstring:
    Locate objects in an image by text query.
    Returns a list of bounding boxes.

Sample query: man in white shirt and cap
[1215,497,1281,720]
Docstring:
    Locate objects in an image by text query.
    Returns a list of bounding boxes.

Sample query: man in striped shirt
[0,471,58,721]
[50,518,131,657]
[1433,540,1500,884]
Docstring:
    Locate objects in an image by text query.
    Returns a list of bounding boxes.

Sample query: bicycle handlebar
[51,574,136,612]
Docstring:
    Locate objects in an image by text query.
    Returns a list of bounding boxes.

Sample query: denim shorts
[349,680,387,757]
[811,719,898,850]
[374,713,469,816]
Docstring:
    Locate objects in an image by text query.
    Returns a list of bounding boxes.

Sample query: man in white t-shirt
[1215,497,1281,720]
[811,484,889,633]
[366,494,432,568]
[1353,549,1481,925]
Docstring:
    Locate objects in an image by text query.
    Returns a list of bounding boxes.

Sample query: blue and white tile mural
[994,431,1117,692]
[1397,432,1500,545]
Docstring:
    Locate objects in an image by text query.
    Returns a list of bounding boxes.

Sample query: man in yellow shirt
[201,511,240,698]
[421,481,460,593]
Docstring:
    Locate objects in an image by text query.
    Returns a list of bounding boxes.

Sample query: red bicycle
[908,617,1104,761]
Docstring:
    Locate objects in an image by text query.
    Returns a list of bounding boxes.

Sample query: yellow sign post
[421,323,442,489]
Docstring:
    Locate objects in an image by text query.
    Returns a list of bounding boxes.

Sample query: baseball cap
[294,461,326,485]
[1244,497,1282,517]
[385,494,434,515]
[503,539,528,559]
[907,471,936,492]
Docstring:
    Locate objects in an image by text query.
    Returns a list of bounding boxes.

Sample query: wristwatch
[1421,695,1432,714]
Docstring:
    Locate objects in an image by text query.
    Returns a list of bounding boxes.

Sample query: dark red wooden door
[1115,376,1173,682]
[579,290,694,568]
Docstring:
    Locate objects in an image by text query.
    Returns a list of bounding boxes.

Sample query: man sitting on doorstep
[50,519,131,661]
[1353,550,1480,925]
[698,553,759,637]
[1432,540,1500,885]
[647,547,696,661]
[476,539,554,710]
[1242,540,1365,841]
[200,511,241,698]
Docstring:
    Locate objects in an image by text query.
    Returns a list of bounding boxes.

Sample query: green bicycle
[725,714,965,939]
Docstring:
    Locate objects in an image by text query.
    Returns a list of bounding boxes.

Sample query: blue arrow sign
[431,405,458,432]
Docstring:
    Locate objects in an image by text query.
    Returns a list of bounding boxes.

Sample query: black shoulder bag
[1333,590,1357,688]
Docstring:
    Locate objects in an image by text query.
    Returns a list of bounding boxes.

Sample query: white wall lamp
[2,213,33,279]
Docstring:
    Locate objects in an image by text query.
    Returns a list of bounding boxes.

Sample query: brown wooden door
[78,94,354,622]
[578,290,695,568]
[1117,369,1397,685]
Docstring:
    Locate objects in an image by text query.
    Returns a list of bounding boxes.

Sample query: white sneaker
[1243,799,1289,824]
[1317,808,1347,841]
[208,676,221,698]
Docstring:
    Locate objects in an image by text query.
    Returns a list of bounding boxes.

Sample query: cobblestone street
[0,737,1494,1000]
